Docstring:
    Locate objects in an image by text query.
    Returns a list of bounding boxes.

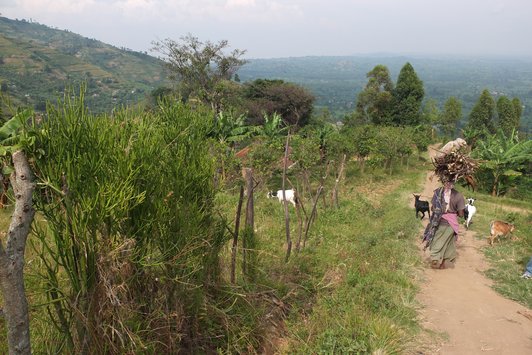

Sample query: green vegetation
[0,16,168,115]
[391,62,425,126]
[463,194,532,308]
[354,64,394,125]
[0,19,530,354]
[471,129,532,198]
[238,56,532,132]
[438,97,462,138]
[279,173,424,353]
[0,86,435,353]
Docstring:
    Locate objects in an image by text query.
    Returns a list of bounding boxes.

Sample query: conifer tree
[391,62,424,126]
[496,96,516,135]
[439,97,462,138]
[466,89,495,140]
[511,97,523,131]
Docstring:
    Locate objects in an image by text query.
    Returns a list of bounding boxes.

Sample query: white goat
[464,197,476,229]
[267,189,297,207]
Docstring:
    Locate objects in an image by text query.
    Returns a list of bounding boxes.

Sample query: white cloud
[3,0,532,58]
[226,0,255,7]
[13,0,96,14]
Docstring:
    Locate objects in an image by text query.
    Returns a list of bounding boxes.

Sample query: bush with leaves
[24,92,228,353]
[372,127,412,175]
[344,125,377,174]
[290,133,322,196]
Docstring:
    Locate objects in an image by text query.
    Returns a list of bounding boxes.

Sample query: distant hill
[0,16,169,113]
[1,16,531,132]
[238,55,532,132]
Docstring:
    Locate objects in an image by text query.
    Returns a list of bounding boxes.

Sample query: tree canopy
[496,96,517,136]
[151,34,247,112]
[439,96,462,138]
[355,65,394,125]
[466,89,495,141]
[241,79,315,127]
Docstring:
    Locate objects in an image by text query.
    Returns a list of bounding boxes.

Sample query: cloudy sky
[2,0,531,59]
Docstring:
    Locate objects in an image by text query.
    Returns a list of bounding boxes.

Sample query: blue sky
[2,0,531,59]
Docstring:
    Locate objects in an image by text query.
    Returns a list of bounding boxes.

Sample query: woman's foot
[431,260,440,269]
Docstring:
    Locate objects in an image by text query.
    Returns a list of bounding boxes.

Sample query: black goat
[413,194,430,219]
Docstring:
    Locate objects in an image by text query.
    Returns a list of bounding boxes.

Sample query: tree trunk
[230,185,245,283]
[491,174,499,197]
[0,151,35,355]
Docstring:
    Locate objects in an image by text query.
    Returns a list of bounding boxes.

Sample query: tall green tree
[422,98,440,125]
[511,97,522,130]
[496,96,516,136]
[391,62,424,126]
[355,65,394,125]
[438,96,462,138]
[466,89,495,142]
[151,34,247,112]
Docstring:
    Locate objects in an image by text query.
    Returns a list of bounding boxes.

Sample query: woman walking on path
[422,178,465,269]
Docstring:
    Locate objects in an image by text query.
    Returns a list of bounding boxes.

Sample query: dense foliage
[151,34,247,112]
[1,22,531,354]
[241,79,315,126]
[20,94,231,353]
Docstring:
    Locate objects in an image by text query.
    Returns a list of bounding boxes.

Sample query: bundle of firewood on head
[432,138,479,188]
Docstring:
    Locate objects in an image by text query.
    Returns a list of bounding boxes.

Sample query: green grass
[0,208,65,354]
[219,164,427,354]
[2,157,530,353]
[465,191,532,308]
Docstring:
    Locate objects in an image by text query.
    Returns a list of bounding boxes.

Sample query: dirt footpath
[416,149,532,354]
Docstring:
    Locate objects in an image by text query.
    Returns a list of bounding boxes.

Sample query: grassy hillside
[238,55,532,132]
[0,16,169,113]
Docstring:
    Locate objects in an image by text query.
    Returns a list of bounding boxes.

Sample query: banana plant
[473,129,532,196]
[0,108,31,156]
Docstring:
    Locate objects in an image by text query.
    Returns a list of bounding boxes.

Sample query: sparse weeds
[257,169,424,354]
[479,209,532,308]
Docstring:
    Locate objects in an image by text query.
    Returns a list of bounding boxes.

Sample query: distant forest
[237,55,532,132]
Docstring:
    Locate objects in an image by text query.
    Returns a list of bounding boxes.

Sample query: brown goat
[489,220,515,246]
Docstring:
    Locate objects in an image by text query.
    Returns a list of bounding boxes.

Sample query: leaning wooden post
[230,185,245,283]
[332,154,346,209]
[282,133,292,262]
[242,168,254,276]
[0,151,35,355]
[303,184,323,249]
